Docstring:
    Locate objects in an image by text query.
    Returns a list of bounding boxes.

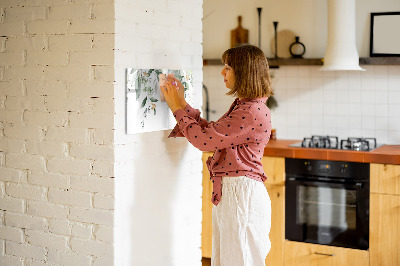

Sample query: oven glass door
[286,179,369,250]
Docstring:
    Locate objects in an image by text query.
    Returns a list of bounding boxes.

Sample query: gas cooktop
[289,135,382,151]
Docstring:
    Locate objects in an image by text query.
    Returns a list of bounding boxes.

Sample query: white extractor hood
[320,0,365,71]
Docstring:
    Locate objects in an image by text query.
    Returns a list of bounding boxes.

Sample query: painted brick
[47,250,91,266]
[0,110,23,124]
[48,188,91,208]
[4,6,46,22]
[47,158,92,176]
[27,200,69,219]
[69,19,114,34]
[92,3,114,20]
[24,259,49,266]
[49,35,93,52]
[5,212,48,231]
[0,225,23,243]
[48,4,91,20]
[0,136,23,153]
[44,66,91,82]
[71,222,92,239]
[69,112,114,129]
[27,21,69,35]
[69,81,114,98]
[92,34,114,50]
[28,171,69,189]
[70,144,114,161]
[6,153,46,171]
[70,175,113,195]
[0,153,5,166]
[69,207,113,226]
[3,125,43,141]
[6,241,46,261]
[0,255,24,266]
[26,140,67,157]
[6,183,46,201]
[0,197,24,213]
[0,165,26,183]
[24,111,68,127]
[5,36,47,52]
[69,50,113,66]
[3,66,44,81]
[93,194,113,210]
[26,51,68,66]
[25,80,67,97]
[93,253,113,266]
[4,96,46,111]
[70,237,113,257]
[93,65,114,82]
[74,97,114,114]
[0,22,24,36]
[21,0,69,6]
[43,96,81,112]
[181,42,202,56]
[48,219,71,235]
[0,37,5,52]
[94,225,113,243]
[25,229,69,251]
[0,81,24,96]
[92,160,113,177]
[0,211,4,226]
[45,127,88,144]
[0,52,24,66]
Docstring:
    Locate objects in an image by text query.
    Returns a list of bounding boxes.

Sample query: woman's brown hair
[221,44,273,99]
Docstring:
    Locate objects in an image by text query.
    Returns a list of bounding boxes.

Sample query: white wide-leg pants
[211,176,271,266]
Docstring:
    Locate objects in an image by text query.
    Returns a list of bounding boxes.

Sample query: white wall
[0,0,115,265]
[113,0,203,265]
[203,0,400,145]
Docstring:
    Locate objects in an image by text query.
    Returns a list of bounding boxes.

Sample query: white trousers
[212,176,271,266]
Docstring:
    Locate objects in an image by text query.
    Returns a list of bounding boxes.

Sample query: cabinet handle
[314,252,335,257]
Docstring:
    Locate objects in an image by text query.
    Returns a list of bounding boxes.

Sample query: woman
[161,44,273,266]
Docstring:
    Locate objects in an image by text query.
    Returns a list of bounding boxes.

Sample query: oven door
[285,177,369,250]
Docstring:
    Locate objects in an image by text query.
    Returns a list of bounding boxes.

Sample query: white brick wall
[0,0,115,265]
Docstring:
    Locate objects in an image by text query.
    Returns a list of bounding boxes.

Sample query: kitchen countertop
[263,139,400,165]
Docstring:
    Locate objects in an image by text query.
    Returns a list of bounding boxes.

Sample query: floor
[202,257,211,266]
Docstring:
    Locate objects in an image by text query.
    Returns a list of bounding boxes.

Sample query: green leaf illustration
[141,97,148,108]
[154,108,156,115]
[150,97,158,102]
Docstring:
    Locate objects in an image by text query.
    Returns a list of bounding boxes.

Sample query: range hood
[320,0,365,71]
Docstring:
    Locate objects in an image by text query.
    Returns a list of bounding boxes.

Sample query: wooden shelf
[203,57,400,67]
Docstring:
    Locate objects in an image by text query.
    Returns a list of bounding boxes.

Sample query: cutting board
[231,16,249,48]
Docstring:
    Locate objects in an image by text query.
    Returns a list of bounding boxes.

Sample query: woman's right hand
[167,74,187,108]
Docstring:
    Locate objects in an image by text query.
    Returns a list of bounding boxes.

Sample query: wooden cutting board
[231,16,249,48]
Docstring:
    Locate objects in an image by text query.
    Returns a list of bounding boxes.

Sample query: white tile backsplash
[203,65,400,144]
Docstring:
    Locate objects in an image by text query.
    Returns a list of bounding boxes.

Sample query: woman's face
[220,64,235,89]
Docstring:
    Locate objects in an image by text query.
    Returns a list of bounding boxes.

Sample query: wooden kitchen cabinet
[202,152,213,258]
[201,154,286,266]
[370,163,400,266]
[284,241,369,266]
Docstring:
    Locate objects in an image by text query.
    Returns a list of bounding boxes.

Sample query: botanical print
[126,68,194,134]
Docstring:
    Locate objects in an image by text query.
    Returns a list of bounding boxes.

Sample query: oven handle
[286,177,364,189]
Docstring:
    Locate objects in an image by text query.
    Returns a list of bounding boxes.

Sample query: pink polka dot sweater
[169,97,272,206]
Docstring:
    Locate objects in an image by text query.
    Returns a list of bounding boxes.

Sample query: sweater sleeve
[172,106,257,152]
[168,104,210,138]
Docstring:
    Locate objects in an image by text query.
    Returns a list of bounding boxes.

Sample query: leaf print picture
[126,68,194,134]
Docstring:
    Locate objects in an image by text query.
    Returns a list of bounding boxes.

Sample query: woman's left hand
[160,77,184,113]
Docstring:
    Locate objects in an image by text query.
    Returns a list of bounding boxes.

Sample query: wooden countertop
[263,139,400,165]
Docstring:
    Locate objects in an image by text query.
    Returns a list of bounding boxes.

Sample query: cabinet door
[284,241,369,266]
[264,184,284,266]
[261,156,285,185]
[370,163,400,195]
[202,152,213,258]
[370,193,400,266]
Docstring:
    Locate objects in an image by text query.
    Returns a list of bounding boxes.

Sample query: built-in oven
[285,158,369,250]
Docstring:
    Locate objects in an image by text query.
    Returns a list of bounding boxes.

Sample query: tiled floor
[202,257,211,266]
